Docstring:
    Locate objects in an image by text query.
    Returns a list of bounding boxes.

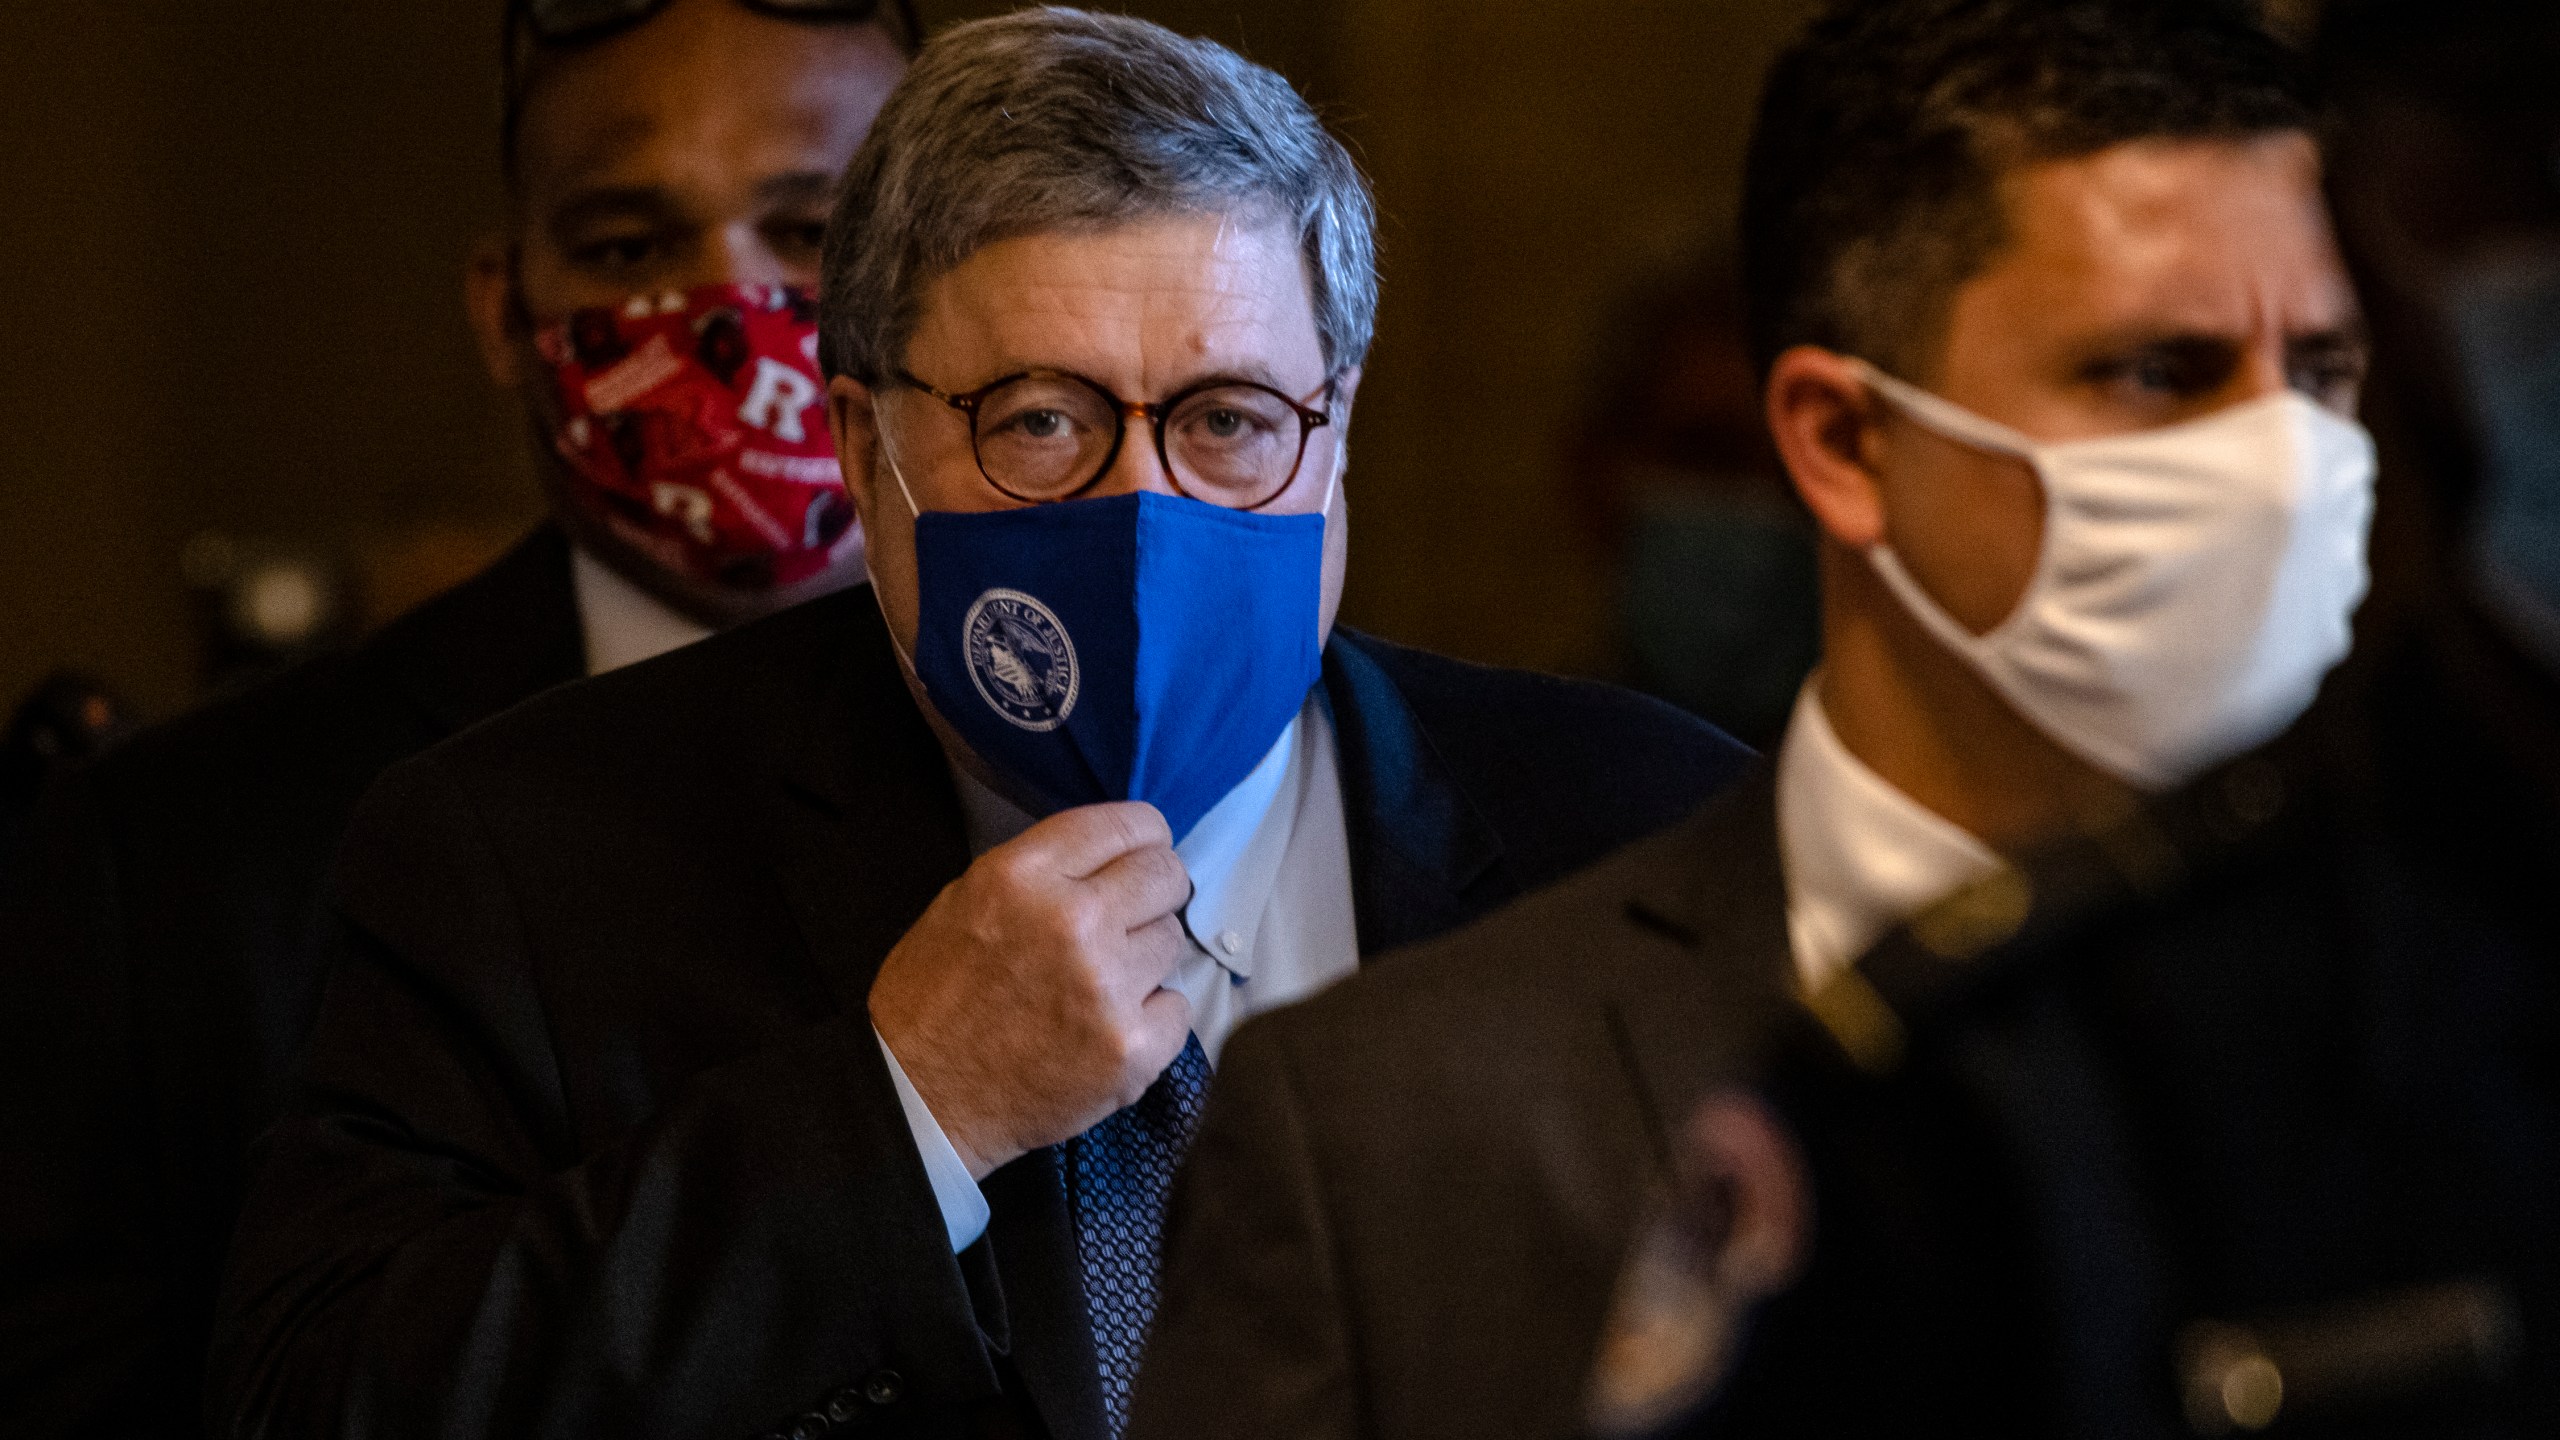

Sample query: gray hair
[818,7,1378,385]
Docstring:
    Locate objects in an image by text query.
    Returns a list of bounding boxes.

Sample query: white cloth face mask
[1850,360,2377,789]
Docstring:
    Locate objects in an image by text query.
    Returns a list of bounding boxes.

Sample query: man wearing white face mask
[1124,5,2499,1438]
[1748,96,2377,993]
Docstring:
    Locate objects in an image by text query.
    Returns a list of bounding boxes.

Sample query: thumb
[1119,987,1195,1105]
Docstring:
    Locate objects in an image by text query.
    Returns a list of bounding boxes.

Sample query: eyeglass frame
[890,367,1341,512]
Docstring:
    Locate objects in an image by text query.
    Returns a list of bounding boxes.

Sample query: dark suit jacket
[0,529,583,1440]
[1127,769,1798,1440]
[206,585,1751,1440]
[1132,735,2560,1440]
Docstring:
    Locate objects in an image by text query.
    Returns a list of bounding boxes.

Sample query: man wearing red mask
[0,3,906,1433]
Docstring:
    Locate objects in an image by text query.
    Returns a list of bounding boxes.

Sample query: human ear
[826,375,885,529]
[1321,363,1362,487]
[1765,345,1890,550]
[1328,364,1365,427]
[464,235,525,390]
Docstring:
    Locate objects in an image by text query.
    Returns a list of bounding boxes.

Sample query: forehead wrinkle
[917,217,1322,396]
[2003,146,2344,349]
[531,89,858,203]
[755,169,840,206]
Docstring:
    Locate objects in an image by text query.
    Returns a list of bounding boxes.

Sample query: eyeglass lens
[971,376,1317,508]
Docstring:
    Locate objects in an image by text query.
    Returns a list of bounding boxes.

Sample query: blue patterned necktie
[1066,1032,1213,1438]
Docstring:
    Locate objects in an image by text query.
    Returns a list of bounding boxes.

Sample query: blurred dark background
[0,0,1821,729]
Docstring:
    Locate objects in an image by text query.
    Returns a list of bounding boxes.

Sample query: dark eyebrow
[965,362,1303,400]
[2284,321,2371,358]
[753,171,840,210]
[1163,365,1296,396]
[545,185,682,245]
[2068,330,2243,382]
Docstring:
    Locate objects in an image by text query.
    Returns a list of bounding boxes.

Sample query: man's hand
[870,801,1194,1179]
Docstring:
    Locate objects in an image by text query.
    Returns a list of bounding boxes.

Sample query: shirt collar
[1174,710,1302,981]
[570,546,714,677]
[1775,677,2000,992]
[945,710,1306,985]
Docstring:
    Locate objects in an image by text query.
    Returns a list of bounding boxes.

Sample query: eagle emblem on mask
[963,589,1080,732]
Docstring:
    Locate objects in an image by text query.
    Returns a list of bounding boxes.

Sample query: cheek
[511,248,621,322]
[1317,496,1349,638]
[868,496,923,651]
[1883,441,2048,634]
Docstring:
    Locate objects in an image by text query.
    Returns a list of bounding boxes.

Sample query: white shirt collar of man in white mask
[1759,129,2376,992]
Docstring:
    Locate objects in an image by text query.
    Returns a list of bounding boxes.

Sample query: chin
[709,537,875,625]
[580,510,870,630]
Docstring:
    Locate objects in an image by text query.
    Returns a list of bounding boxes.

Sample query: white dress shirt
[569,546,713,677]
[879,692,1361,1252]
[1775,678,2001,994]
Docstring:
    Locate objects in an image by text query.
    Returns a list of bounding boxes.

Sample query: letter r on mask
[739,358,821,444]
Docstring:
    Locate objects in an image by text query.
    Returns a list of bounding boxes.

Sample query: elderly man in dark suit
[0,4,912,1434]
[1119,3,2555,1438]
[207,12,1750,1440]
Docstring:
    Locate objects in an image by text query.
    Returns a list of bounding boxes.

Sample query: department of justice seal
[962,588,1079,731]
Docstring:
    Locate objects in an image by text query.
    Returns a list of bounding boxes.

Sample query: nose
[2235,335,2293,404]
[688,222,805,292]
[1090,406,1184,500]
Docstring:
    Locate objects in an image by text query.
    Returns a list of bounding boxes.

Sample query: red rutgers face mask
[532,283,855,591]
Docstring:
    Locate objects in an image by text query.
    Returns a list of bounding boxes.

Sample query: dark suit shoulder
[1161,790,1791,1440]
[398,582,873,795]
[1332,630,1754,885]
[1247,809,1711,1062]
[1230,765,1789,1123]
[1342,629,1749,780]
[90,632,402,808]
[76,527,577,830]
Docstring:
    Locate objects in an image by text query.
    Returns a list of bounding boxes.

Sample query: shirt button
[863,1369,905,1406]
[1217,930,1243,956]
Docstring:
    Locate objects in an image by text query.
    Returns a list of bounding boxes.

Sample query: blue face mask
[881,439,1331,842]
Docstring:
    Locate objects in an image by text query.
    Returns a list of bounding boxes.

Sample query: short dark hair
[500,0,921,186]
[1739,0,2318,379]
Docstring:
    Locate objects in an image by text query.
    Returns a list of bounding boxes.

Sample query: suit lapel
[758,594,972,1018]
[1321,633,1509,957]
[756,595,1105,1440]
[1621,766,1788,969]
[984,1150,1109,1440]
[1609,768,1803,1149]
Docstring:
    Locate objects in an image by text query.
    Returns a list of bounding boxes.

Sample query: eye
[2126,355,2184,394]
[566,231,667,274]
[1011,408,1074,440]
[764,217,830,260]
[2289,348,2368,407]
[1171,387,1292,451]
[2081,340,2238,409]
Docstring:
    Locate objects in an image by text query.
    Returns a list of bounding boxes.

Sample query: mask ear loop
[1845,359,2041,460]
[1844,357,2052,652]
[867,396,925,674]
[873,398,924,521]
